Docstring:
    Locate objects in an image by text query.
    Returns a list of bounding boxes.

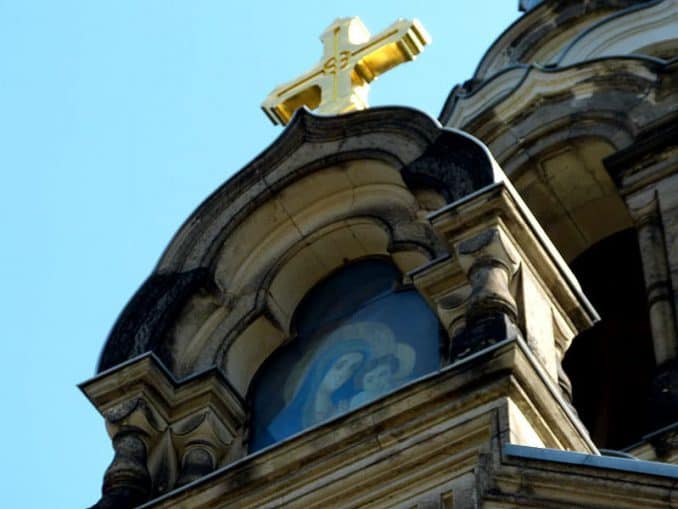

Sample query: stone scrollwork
[103,397,167,440]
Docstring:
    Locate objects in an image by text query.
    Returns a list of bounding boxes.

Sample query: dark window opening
[563,229,655,449]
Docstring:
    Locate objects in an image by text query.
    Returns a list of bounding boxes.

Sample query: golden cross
[262,17,431,125]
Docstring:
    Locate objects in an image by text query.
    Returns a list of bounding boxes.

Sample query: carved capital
[172,410,235,487]
[456,227,520,321]
[103,398,166,447]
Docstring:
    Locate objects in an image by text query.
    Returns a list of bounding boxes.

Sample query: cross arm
[262,68,324,125]
[352,19,431,84]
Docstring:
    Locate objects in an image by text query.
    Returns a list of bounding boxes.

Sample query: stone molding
[557,0,677,66]
[493,443,678,508]
[472,0,656,80]
[156,107,499,275]
[441,58,672,164]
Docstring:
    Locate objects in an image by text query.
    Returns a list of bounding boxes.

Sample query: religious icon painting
[249,259,441,451]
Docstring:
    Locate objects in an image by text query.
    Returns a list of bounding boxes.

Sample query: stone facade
[83,1,678,507]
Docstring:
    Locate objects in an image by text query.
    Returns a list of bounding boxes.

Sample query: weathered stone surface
[134,339,598,509]
[437,0,678,462]
[95,108,504,387]
[98,268,211,372]
[84,2,678,506]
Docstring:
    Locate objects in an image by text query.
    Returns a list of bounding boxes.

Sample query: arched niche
[218,219,432,398]
[169,158,440,389]
[96,107,502,382]
[246,258,443,452]
[509,136,633,261]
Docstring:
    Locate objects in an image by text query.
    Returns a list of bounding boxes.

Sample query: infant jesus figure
[349,354,399,410]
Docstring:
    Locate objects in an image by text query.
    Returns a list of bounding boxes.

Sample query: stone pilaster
[628,192,678,435]
[628,191,678,366]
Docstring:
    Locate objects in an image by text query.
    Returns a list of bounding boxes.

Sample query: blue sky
[0,2,518,507]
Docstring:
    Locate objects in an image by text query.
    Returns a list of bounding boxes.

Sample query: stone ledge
[137,338,594,508]
[504,443,678,479]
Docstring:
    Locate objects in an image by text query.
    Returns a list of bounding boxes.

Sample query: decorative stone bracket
[452,226,522,360]
[80,354,245,508]
[411,180,599,385]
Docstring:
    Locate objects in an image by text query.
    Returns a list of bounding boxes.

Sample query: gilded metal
[262,17,431,125]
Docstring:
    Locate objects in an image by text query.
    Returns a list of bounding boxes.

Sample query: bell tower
[82,6,678,508]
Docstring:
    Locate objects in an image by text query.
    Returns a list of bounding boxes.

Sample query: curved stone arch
[514,139,632,261]
[447,59,669,163]
[216,219,434,398]
[155,107,499,276]
[97,107,501,381]
[474,92,643,261]
[164,161,439,381]
[442,57,668,137]
[445,61,661,261]
[174,157,438,375]
[556,0,676,66]
[484,111,635,261]
[440,65,531,128]
[497,111,637,177]
[212,159,425,299]
[471,0,641,80]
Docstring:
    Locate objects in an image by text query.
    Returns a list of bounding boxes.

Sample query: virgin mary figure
[264,338,372,445]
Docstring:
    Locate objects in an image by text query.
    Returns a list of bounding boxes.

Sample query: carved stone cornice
[81,354,246,505]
